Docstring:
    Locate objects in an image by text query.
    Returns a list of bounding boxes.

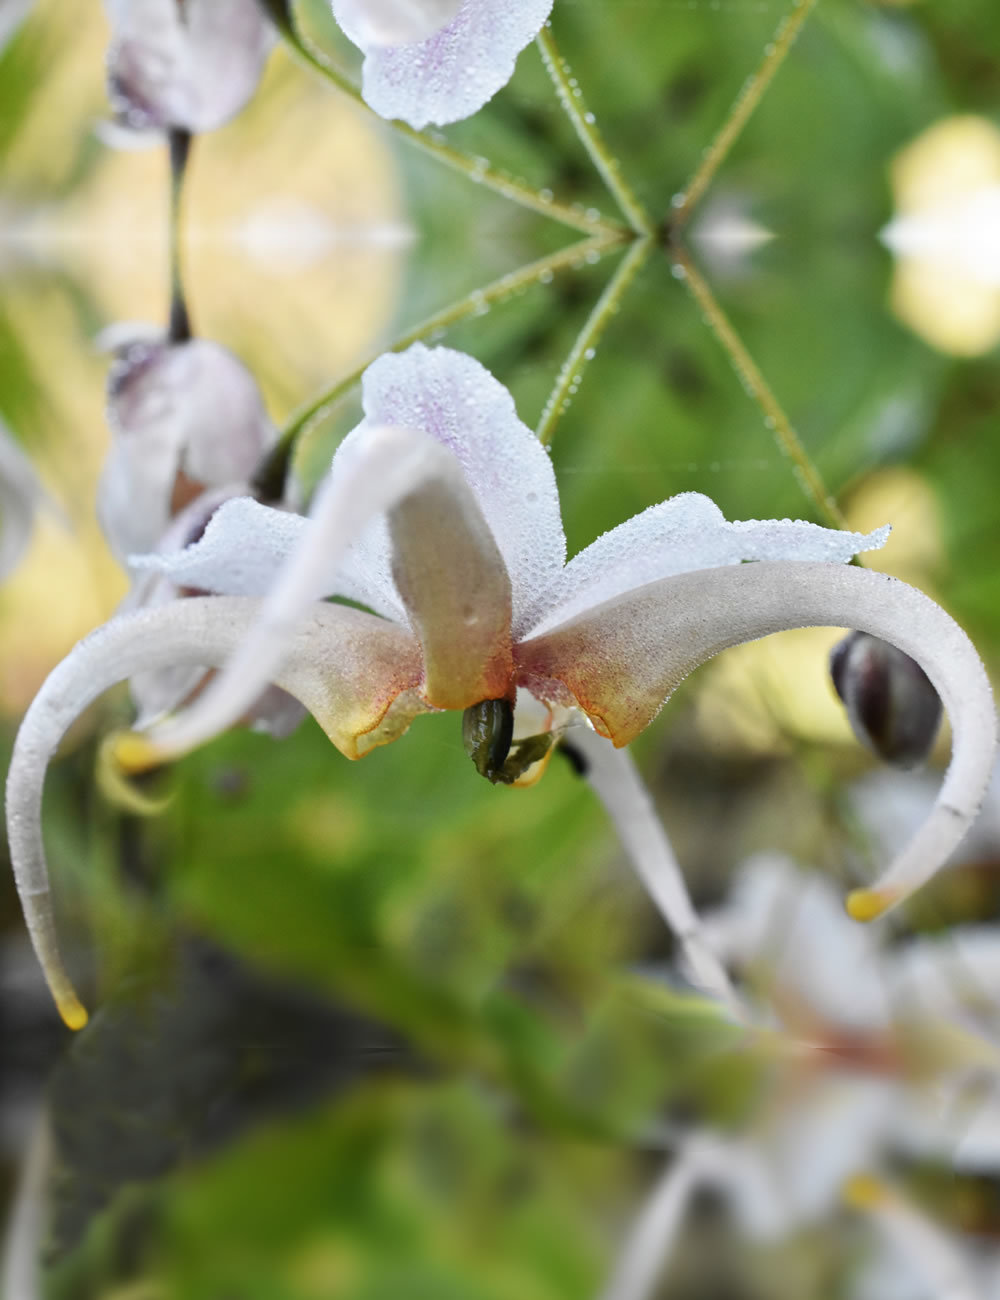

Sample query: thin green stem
[167,128,192,343]
[253,230,627,498]
[668,0,818,233]
[271,9,624,240]
[670,247,846,529]
[535,25,653,237]
[536,235,652,448]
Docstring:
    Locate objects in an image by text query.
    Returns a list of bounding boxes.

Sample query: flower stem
[167,128,192,343]
[670,246,846,528]
[536,234,652,448]
[667,0,818,234]
[253,230,626,498]
[535,25,653,237]
[271,9,623,240]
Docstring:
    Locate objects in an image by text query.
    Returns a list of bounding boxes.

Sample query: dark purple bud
[830,630,943,769]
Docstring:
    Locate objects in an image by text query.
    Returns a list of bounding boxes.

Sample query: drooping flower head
[4,346,996,1030]
[104,0,274,135]
[330,0,554,128]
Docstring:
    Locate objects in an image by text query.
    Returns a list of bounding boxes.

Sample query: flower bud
[99,332,276,563]
[104,0,274,135]
[830,630,942,769]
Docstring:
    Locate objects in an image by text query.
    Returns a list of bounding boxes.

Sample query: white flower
[604,854,1000,1300]
[4,345,995,1031]
[330,0,554,128]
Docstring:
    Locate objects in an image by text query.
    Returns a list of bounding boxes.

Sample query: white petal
[700,853,892,1032]
[100,337,275,562]
[349,0,554,128]
[132,496,409,624]
[139,424,511,762]
[105,0,273,133]
[517,565,997,919]
[353,345,564,635]
[597,1142,723,1300]
[332,0,465,46]
[727,1077,896,1237]
[524,492,890,638]
[566,724,743,1018]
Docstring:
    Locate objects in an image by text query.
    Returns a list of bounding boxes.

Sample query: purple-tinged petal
[100,335,275,562]
[523,492,890,637]
[104,0,274,134]
[332,0,464,46]
[352,345,564,636]
[345,0,554,129]
[517,563,996,919]
[5,595,427,1026]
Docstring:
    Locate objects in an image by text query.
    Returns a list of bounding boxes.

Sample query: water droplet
[671,263,687,280]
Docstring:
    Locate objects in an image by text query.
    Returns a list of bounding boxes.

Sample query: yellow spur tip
[56,991,89,1031]
[110,730,162,776]
[845,887,897,923]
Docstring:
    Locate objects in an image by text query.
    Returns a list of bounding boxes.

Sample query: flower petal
[105,0,273,133]
[101,336,275,561]
[136,424,514,764]
[846,1178,981,1300]
[523,492,890,637]
[354,345,565,635]
[5,596,426,1026]
[346,0,554,129]
[517,563,997,918]
[565,724,743,1018]
[699,854,891,1032]
[130,496,409,625]
[331,0,465,46]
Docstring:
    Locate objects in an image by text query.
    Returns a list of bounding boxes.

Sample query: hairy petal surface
[138,425,513,763]
[332,0,465,46]
[352,345,564,635]
[131,496,409,625]
[5,596,425,1026]
[523,492,890,637]
[518,563,997,917]
[344,0,554,129]
[104,0,273,133]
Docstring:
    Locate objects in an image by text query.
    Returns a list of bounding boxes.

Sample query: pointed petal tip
[846,886,899,923]
[112,730,165,775]
[843,1173,889,1211]
[56,990,89,1031]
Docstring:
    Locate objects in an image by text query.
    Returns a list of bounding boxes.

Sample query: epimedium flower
[104,0,274,135]
[329,0,554,128]
[602,854,1000,1300]
[5,344,996,1030]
